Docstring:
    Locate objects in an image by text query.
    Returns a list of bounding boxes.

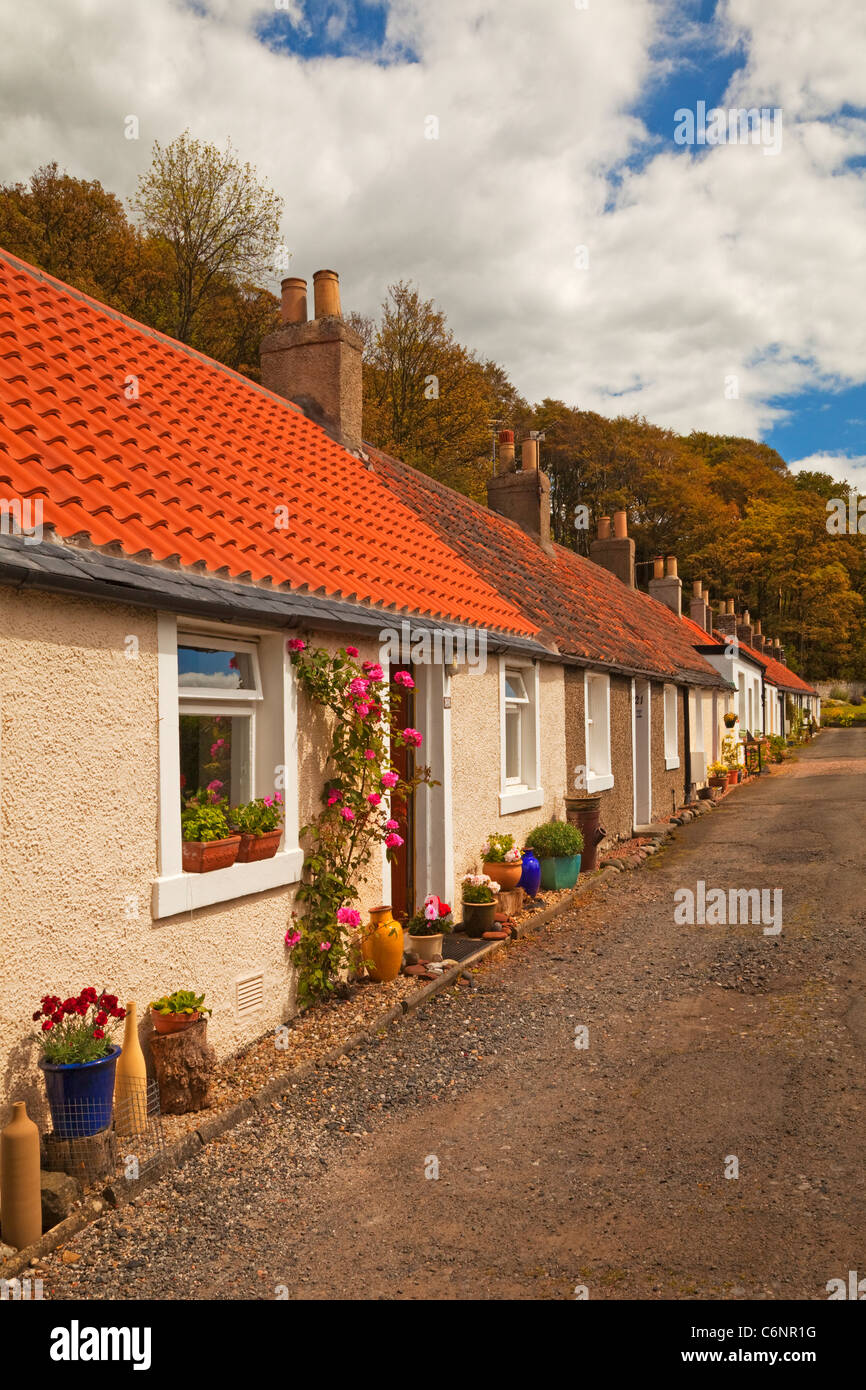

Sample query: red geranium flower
[93,1027,105,1040]
[62,997,77,1013]
[32,1010,42,1021]
[438,902,451,917]
[41,1020,53,1032]
[51,1012,64,1025]
[95,1011,108,1026]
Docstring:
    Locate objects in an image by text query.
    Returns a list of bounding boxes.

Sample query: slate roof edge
[0,535,554,660]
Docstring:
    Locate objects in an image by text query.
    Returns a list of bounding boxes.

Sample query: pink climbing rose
[336,907,361,927]
[284,929,301,949]
[345,646,359,658]
[320,941,332,951]
[402,728,423,747]
[367,792,382,806]
[385,832,404,848]
[287,638,306,652]
[340,807,356,821]
[348,677,369,696]
[394,670,415,688]
[363,749,376,760]
[386,819,399,831]
[381,771,399,789]
[327,791,342,807]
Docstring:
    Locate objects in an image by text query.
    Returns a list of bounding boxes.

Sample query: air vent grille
[236,971,265,1017]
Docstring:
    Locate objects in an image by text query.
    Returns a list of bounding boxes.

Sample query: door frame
[632,677,652,826]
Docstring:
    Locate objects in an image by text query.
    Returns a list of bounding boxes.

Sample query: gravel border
[0,838,672,1280]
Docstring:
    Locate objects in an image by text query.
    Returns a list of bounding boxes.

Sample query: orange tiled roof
[0,248,536,638]
[369,447,729,686]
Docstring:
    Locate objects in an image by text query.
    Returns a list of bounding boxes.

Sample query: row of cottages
[0,249,810,1093]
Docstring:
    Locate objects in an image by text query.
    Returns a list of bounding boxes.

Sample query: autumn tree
[361,280,525,499]
[133,131,283,344]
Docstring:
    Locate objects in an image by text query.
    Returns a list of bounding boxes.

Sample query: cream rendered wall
[0,586,383,1123]
[449,659,566,883]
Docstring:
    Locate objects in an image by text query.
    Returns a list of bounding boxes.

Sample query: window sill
[665,756,680,770]
[152,847,304,920]
[586,773,614,793]
[499,786,544,815]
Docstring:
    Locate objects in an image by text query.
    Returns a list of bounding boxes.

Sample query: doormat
[442,933,488,963]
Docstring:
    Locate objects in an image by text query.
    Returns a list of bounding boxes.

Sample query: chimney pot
[281,276,307,324]
[498,429,515,470]
[597,515,611,541]
[613,510,628,540]
[653,556,665,580]
[754,618,762,635]
[692,579,702,598]
[521,438,539,472]
[665,555,678,578]
[313,268,341,319]
[725,599,735,615]
[702,585,710,602]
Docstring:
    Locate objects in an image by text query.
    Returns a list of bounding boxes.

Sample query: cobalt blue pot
[39,1045,121,1139]
[519,848,542,899]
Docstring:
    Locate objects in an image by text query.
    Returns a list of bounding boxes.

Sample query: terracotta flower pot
[727,769,738,786]
[482,860,522,891]
[150,1009,200,1035]
[182,835,241,873]
[408,932,443,962]
[709,776,726,789]
[236,828,282,863]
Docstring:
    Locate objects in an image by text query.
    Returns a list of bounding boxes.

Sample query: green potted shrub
[149,990,212,1035]
[230,793,284,862]
[461,874,499,938]
[181,801,241,872]
[406,895,453,962]
[525,821,584,890]
[480,833,523,890]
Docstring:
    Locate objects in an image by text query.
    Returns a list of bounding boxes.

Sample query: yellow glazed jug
[114,1001,148,1136]
[361,905,403,982]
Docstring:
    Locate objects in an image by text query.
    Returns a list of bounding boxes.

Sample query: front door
[634,679,652,825]
[389,663,415,923]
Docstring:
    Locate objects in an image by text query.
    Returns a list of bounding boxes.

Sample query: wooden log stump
[44,1129,117,1184]
[148,1020,216,1114]
[497,887,525,917]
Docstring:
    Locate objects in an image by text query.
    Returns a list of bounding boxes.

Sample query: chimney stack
[736,608,754,650]
[649,553,682,615]
[590,509,635,588]
[498,429,515,471]
[774,637,787,666]
[689,578,711,632]
[486,435,553,555]
[260,268,364,451]
[716,598,737,642]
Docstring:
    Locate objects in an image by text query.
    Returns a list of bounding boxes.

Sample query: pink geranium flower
[381,771,399,789]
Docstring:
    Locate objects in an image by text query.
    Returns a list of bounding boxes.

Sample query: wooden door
[389,664,415,923]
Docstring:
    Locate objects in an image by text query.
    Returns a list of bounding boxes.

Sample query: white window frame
[663,683,680,770]
[153,614,303,919]
[177,634,262,702]
[584,671,614,793]
[499,658,543,815]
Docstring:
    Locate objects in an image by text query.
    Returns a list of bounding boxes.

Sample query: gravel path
[39,729,866,1301]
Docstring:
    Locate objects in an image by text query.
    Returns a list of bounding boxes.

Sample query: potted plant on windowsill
[182,800,241,872]
[33,989,127,1139]
[461,874,499,938]
[406,895,453,961]
[525,821,584,890]
[230,793,284,862]
[149,990,212,1035]
[708,760,727,790]
[480,833,523,891]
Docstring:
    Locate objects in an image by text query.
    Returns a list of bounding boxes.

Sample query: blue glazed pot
[519,848,542,899]
[539,854,581,891]
[39,1045,121,1139]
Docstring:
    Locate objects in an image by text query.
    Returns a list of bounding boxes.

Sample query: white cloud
[0,0,865,453]
[789,453,866,493]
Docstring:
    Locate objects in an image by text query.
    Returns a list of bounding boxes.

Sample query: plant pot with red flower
[406,896,453,961]
[230,794,284,862]
[33,989,127,1138]
[480,832,523,891]
[181,803,240,872]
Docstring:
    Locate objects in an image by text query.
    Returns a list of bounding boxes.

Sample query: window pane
[178,644,255,691]
[505,705,522,781]
[180,714,251,807]
[505,671,529,702]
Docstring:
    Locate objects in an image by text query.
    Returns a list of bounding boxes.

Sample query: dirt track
[42,729,866,1300]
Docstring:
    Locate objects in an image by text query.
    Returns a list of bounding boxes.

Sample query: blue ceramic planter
[39,1045,121,1139]
[539,854,581,891]
[519,848,542,898]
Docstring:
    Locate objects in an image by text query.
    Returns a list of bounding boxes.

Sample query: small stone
[403,950,419,967]
[0,1242,16,1261]
[61,1250,81,1264]
[482,930,509,940]
[41,1170,82,1231]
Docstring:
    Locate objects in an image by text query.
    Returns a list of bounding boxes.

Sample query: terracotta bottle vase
[361,905,403,982]
[114,1002,148,1136]
[0,1101,42,1250]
